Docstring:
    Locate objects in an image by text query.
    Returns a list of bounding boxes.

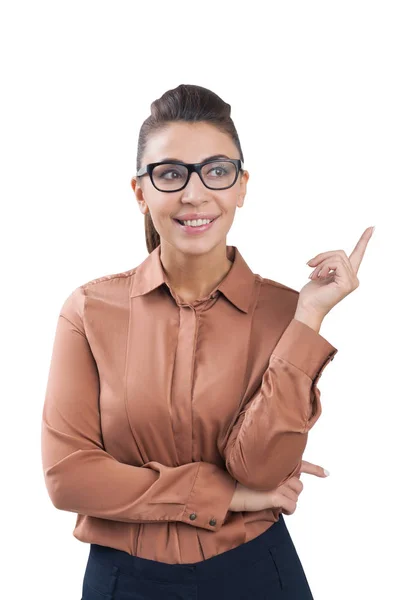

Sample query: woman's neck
[159,243,233,303]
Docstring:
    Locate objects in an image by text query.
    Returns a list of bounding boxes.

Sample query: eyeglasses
[136,158,244,192]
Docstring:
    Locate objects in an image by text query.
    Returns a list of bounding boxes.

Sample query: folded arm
[41,287,236,532]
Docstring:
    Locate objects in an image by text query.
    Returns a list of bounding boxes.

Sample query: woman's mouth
[173,216,219,234]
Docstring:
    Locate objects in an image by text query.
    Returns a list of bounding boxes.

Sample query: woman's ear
[131,177,149,214]
[237,170,249,208]
[131,177,144,202]
[131,176,140,197]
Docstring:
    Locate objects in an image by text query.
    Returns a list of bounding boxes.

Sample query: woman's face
[131,121,249,256]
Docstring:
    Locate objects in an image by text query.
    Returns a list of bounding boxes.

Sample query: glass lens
[152,163,189,191]
[200,160,237,189]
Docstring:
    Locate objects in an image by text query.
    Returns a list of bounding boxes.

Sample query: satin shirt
[41,244,338,564]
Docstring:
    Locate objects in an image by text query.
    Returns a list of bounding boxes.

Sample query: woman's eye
[161,170,182,179]
[208,167,226,177]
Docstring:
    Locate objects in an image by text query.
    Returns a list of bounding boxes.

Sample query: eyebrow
[157,154,231,163]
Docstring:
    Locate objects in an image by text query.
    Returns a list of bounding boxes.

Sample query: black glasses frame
[136,158,244,192]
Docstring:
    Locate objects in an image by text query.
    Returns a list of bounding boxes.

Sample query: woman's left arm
[220,226,375,492]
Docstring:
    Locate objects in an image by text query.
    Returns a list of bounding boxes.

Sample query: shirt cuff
[271,318,338,381]
[181,463,237,532]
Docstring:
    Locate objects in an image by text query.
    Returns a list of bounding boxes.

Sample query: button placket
[170,291,221,530]
[170,305,197,464]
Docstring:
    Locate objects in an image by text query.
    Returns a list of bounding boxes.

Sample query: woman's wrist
[293,306,325,333]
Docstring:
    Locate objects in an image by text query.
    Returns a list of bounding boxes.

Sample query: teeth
[182,218,212,227]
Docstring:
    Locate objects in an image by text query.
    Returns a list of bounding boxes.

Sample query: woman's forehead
[144,122,235,163]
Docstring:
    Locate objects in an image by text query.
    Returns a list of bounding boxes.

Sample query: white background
[1,1,398,598]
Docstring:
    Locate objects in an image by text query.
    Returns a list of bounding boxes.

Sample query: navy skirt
[81,513,314,599]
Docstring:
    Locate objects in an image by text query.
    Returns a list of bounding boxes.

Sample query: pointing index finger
[349,226,374,274]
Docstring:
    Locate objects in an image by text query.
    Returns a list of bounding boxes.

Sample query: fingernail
[323,469,330,476]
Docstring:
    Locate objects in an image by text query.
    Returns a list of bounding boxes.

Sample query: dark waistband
[89,514,289,583]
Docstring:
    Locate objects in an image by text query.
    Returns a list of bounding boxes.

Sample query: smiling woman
[41,83,336,600]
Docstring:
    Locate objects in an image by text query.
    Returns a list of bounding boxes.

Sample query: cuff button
[189,513,197,521]
[209,518,217,526]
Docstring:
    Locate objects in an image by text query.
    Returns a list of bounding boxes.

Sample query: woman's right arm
[41,287,236,533]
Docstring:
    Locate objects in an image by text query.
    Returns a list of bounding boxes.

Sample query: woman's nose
[182,171,210,198]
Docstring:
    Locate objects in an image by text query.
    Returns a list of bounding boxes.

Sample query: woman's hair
[136,84,245,253]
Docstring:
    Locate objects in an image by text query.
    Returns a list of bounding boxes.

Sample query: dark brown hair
[136,84,245,253]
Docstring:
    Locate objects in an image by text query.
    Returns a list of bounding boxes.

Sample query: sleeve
[41,287,236,533]
[220,318,338,492]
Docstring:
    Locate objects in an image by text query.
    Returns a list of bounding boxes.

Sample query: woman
[41,83,373,599]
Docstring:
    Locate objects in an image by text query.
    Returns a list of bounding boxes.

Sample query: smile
[173,216,219,234]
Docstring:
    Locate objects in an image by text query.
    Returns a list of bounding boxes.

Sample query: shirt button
[209,518,217,526]
[189,513,197,521]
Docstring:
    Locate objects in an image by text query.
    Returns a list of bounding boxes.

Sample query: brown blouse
[41,244,337,564]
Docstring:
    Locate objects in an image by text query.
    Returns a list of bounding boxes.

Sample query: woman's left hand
[298,226,375,318]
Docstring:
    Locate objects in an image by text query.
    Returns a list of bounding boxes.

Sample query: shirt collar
[130,244,256,313]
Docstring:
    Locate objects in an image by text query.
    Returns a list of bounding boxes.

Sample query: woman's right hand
[230,460,328,514]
